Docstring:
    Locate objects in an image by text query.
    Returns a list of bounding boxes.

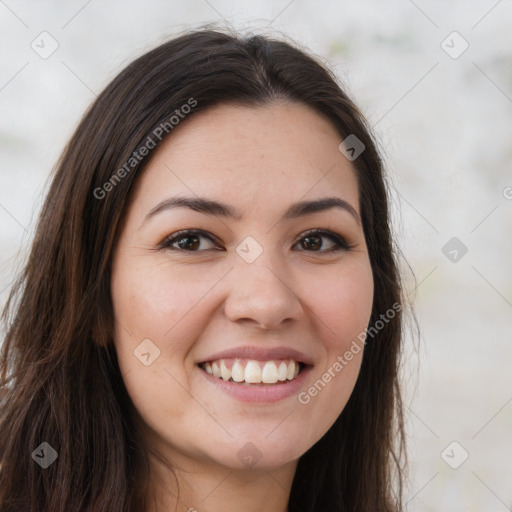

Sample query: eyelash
[159,229,353,253]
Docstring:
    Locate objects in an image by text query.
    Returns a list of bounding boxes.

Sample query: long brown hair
[0,27,407,511]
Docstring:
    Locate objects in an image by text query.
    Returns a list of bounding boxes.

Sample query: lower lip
[198,365,312,403]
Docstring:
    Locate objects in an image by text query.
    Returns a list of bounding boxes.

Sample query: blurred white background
[1,1,511,510]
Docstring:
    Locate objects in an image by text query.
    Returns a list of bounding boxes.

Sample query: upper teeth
[202,359,301,384]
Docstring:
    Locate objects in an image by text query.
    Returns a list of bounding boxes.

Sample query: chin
[204,431,310,471]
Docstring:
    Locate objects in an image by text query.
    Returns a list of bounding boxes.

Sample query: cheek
[110,257,224,391]
[295,261,373,440]
[111,258,205,346]
[306,259,374,350]
[110,263,203,435]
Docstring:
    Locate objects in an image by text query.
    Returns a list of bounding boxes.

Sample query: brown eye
[160,229,351,254]
[161,230,218,251]
[295,230,351,253]
[301,235,324,251]
[175,234,200,250]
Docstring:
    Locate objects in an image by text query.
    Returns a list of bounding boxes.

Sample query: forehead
[130,101,360,219]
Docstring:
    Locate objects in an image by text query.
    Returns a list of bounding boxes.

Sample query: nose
[224,253,303,330]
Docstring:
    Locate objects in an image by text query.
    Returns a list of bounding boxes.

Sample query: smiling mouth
[198,358,306,385]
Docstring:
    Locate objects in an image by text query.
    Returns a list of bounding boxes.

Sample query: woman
[0,27,407,511]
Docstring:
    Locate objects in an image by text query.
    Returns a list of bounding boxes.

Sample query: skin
[110,101,374,512]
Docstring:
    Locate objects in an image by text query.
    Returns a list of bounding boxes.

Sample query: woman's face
[111,102,374,472]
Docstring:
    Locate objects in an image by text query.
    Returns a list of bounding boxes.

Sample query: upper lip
[197,346,314,366]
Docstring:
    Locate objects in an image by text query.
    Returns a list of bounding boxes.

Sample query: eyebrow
[141,195,361,227]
